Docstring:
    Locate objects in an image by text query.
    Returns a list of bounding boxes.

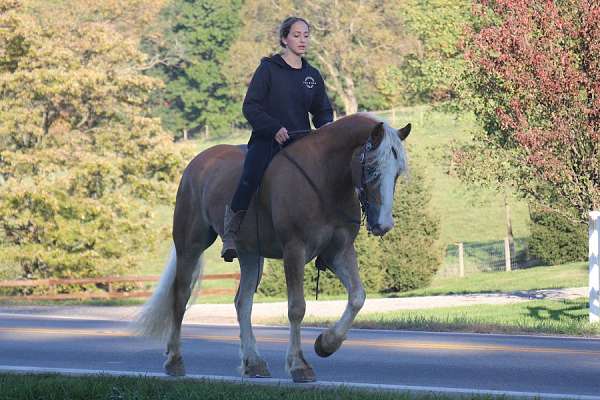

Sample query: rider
[221,16,334,262]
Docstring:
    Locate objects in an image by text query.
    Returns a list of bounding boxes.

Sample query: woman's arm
[310,71,334,128]
[242,61,283,139]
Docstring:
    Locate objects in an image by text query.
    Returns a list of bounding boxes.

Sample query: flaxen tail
[132,245,204,342]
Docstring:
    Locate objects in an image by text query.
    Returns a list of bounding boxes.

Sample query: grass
[0,374,503,400]
[263,298,600,337]
[397,261,588,297]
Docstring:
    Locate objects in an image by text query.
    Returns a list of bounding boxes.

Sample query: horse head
[353,120,411,236]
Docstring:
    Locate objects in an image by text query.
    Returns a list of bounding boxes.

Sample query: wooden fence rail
[0,273,241,301]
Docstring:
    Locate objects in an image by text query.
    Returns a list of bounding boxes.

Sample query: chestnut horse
[134,113,411,383]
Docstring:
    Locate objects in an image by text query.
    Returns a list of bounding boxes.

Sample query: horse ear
[370,122,385,149]
[398,123,411,140]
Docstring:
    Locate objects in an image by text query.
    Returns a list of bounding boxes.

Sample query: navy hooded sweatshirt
[242,54,333,144]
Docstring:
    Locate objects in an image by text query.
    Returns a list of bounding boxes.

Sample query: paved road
[1,313,599,398]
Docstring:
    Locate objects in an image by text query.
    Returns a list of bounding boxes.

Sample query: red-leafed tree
[456,0,599,224]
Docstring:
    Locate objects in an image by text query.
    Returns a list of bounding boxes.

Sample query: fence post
[504,237,512,272]
[590,211,600,323]
[458,242,465,278]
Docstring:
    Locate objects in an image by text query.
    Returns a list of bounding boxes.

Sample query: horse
[134,112,411,383]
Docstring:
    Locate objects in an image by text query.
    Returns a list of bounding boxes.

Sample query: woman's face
[283,21,310,56]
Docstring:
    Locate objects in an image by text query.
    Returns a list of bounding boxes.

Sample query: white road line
[0,365,598,400]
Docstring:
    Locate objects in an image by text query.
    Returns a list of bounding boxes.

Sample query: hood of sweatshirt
[262,54,308,70]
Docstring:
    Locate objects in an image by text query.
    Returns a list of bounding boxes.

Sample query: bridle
[356,135,374,231]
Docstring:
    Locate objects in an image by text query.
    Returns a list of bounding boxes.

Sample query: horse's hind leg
[283,243,316,383]
[235,251,271,377]
[314,246,365,358]
[164,227,217,376]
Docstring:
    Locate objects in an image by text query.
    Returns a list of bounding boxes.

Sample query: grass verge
[0,373,500,400]
[261,298,600,337]
[398,262,587,297]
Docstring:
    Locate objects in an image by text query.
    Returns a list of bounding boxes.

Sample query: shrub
[528,208,587,266]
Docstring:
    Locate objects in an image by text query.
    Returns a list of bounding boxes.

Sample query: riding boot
[221,205,246,262]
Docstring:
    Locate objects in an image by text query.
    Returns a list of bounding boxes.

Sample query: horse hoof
[314,333,335,358]
[164,356,186,377]
[290,367,316,383]
[243,359,272,378]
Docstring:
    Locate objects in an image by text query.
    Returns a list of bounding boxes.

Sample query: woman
[221,16,334,262]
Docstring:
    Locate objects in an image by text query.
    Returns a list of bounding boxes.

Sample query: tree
[149,0,243,139]
[378,0,471,105]
[224,0,416,115]
[456,0,600,224]
[0,0,188,283]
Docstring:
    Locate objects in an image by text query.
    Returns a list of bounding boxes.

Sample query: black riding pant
[230,139,280,212]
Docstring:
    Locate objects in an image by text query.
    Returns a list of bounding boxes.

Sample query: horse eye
[391,147,398,159]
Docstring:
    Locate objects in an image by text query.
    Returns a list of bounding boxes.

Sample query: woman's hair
[279,16,310,48]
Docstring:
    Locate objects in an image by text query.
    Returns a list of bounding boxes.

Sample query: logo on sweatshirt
[303,76,316,89]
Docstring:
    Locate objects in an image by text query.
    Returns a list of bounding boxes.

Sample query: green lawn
[0,374,500,400]
[269,298,600,337]
[398,261,588,297]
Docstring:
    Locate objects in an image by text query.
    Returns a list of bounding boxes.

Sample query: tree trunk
[342,75,358,114]
[504,191,515,260]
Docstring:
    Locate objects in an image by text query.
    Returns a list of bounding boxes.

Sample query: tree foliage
[528,207,588,266]
[149,0,243,139]
[0,0,188,282]
[456,0,600,224]
[379,0,471,105]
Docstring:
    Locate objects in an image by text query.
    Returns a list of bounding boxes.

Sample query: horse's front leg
[314,245,365,358]
[236,251,271,378]
[283,243,316,383]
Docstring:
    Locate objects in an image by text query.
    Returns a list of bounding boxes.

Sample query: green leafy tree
[456,0,600,225]
[150,0,243,139]
[378,0,471,106]
[0,0,188,285]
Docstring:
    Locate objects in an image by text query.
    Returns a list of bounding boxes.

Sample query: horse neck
[314,117,376,190]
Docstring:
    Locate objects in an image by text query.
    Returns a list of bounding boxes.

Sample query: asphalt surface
[1,313,600,398]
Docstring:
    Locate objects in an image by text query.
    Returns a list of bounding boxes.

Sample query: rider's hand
[274,127,289,144]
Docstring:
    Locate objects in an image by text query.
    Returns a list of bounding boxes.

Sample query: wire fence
[438,237,543,278]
